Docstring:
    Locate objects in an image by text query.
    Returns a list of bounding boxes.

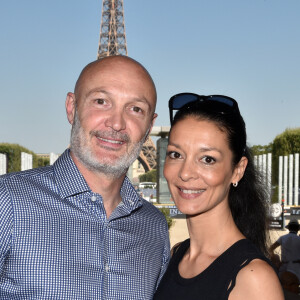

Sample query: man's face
[66,58,157,178]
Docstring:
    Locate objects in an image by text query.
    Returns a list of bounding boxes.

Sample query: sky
[0,0,299,154]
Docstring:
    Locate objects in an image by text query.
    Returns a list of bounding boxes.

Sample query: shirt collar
[54,149,90,199]
[54,149,143,212]
[120,176,142,211]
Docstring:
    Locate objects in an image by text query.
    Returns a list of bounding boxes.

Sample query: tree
[139,169,157,182]
[37,157,50,167]
[272,128,300,185]
[251,143,273,156]
[0,143,39,173]
[158,207,174,230]
[272,128,300,156]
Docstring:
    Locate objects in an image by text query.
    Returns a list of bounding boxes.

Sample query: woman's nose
[178,159,198,182]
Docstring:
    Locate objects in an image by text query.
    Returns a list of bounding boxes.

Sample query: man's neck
[70,152,126,218]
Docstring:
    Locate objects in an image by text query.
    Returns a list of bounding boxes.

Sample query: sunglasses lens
[169,93,239,124]
[171,94,199,109]
[209,96,235,107]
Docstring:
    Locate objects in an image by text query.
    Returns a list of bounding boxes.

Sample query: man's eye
[96,98,106,105]
[167,151,181,159]
[131,106,143,113]
[201,156,216,164]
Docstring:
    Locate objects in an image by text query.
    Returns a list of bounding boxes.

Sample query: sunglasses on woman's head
[168,93,240,125]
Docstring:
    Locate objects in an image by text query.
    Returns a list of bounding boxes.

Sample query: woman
[154,93,283,300]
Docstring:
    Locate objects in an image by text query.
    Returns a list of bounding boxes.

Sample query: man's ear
[145,113,158,141]
[66,92,76,125]
[232,156,248,185]
[150,113,158,128]
[152,113,158,125]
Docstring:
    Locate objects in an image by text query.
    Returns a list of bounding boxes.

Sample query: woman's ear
[232,156,248,185]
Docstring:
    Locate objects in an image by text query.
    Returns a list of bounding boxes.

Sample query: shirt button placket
[105,264,109,272]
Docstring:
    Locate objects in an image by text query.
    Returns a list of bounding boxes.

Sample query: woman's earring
[233,182,238,187]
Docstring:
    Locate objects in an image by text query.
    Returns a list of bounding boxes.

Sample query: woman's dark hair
[171,100,269,256]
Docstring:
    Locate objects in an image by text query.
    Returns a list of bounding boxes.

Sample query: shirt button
[91,195,97,202]
[105,264,109,272]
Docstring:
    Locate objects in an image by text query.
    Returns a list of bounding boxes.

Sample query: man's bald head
[74,56,157,112]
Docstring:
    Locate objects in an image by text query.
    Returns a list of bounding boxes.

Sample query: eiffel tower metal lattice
[97,0,128,59]
[141,137,157,171]
[97,0,157,171]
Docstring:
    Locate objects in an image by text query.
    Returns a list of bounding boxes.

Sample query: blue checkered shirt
[0,150,170,299]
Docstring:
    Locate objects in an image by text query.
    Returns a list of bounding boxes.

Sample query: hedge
[0,143,39,173]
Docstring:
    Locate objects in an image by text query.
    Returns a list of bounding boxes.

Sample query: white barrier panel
[256,154,298,205]
[267,153,272,197]
[295,154,299,206]
[278,156,283,203]
[0,153,7,175]
[254,153,272,199]
[262,154,267,185]
[278,154,299,205]
[254,155,258,167]
[283,156,288,205]
[21,152,33,171]
[258,155,263,174]
[289,154,294,205]
[50,153,59,165]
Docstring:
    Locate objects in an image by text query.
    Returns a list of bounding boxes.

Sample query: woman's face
[164,117,243,216]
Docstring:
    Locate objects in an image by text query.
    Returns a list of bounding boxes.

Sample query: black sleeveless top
[154,238,272,300]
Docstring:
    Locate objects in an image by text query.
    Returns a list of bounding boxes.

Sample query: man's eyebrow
[86,88,152,110]
[85,88,108,98]
[132,97,151,109]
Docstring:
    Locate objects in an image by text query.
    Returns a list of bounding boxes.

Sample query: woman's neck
[186,204,245,258]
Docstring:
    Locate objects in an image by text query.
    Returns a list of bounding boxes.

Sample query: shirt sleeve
[156,220,171,288]
[277,235,283,245]
[0,179,13,272]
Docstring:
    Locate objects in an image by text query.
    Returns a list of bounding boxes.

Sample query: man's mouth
[98,137,124,145]
[91,130,130,148]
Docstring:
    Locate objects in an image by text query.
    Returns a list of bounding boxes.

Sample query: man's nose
[104,109,126,132]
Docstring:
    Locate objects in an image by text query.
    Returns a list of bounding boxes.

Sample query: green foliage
[251,143,273,156]
[251,128,300,186]
[37,157,50,167]
[272,128,300,157]
[272,128,300,185]
[139,169,157,182]
[250,128,300,203]
[158,207,174,230]
[0,143,39,173]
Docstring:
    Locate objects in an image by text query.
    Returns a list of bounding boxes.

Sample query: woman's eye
[167,151,181,159]
[201,156,216,164]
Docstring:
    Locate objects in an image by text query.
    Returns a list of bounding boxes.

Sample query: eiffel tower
[97,0,127,59]
[97,0,157,171]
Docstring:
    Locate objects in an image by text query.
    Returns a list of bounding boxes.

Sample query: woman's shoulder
[229,259,284,300]
[170,238,190,257]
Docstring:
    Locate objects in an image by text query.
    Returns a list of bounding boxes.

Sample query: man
[0,56,170,299]
[270,219,300,282]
